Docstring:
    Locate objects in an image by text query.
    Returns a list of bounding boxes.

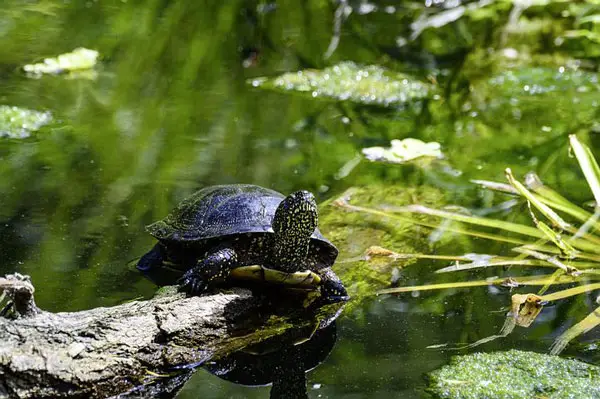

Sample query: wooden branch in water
[0,274,304,399]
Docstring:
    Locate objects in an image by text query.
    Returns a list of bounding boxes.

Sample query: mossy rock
[428,350,600,399]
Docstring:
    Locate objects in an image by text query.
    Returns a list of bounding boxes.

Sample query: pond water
[1,1,600,398]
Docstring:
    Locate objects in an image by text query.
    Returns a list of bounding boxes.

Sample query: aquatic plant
[248,62,435,107]
[428,350,600,399]
[0,105,52,139]
[336,135,600,354]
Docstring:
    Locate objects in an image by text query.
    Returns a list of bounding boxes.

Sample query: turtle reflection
[205,320,337,399]
[116,302,343,399]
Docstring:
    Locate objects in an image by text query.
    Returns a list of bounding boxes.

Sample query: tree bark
[0,274,314,399]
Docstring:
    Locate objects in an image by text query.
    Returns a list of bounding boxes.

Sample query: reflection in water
[118,312,339,399]
[204,321,337,399]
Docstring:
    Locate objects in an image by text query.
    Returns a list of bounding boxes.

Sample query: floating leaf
[248,62,434,107]
[0,105,52,139]
[435,256,580,273]
[362,138,442,164]
[23,47,99,76]
[510,293,543,327]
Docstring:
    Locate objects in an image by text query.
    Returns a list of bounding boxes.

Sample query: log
[0,274,320,399]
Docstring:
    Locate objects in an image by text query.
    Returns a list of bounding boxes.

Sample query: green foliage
[365,136,600,353]
[428,350,600,399]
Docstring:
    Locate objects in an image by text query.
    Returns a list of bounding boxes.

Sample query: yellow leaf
[510,294,543,327]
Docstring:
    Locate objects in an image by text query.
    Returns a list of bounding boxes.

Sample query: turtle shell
[147,184,338,262]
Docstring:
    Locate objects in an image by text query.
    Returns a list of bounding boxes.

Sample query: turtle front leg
[178,247,238,295]
[318,268,349,303]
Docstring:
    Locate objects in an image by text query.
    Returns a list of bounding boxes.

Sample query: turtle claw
[178,268,208,295]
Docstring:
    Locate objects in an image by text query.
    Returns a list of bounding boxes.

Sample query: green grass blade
[334,200,535,246]
[525,173,597,225]
[570,134,600,206]
[475,174,600,232]
[513,247,578,274]
[518,244,600,262]
[533,219,578,259]
[550,305,600,355]
[471,179,518,194]
[377,274,584,295]
[400,204,600,254]
[540,283,600,302]
[398,204,545,238]
[436,258,572,273]
[505,168,571,231]
[338,200,600,254]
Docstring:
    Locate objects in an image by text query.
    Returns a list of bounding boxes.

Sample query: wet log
[0,273,292,399]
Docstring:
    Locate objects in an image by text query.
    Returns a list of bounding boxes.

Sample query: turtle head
[270,190,318,272]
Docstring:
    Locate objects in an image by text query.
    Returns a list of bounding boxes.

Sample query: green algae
[428,350,600,399]
[486,66,600,96]
[0,105,52,139]
[248,62,435,107]
[319,184,449,302]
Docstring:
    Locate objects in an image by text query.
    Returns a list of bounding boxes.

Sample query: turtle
[136,184,348,302]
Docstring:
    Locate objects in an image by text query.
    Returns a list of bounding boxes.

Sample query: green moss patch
[0,105,52,139]
[428,350,600,399]
[248,62,434,107]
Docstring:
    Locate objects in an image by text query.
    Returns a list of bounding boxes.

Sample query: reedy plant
[336,135,600,354]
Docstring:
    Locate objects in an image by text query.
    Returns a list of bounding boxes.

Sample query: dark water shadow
[117,315,338,399]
